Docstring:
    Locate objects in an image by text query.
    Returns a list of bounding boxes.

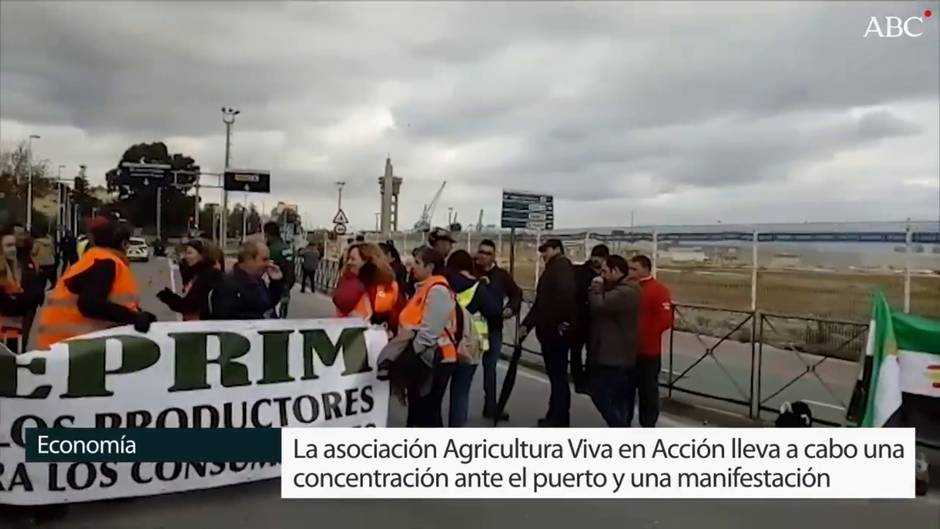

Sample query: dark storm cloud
[1,1,937,227]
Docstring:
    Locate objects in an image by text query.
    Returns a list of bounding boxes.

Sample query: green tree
[0,142,51,230]
[105,142,200,237]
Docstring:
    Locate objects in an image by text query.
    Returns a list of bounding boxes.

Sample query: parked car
[126,237,152,262]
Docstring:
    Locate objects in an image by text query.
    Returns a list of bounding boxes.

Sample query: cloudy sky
[1,1,938,230]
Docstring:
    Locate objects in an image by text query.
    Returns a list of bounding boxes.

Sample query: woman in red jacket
[332,243,402,331]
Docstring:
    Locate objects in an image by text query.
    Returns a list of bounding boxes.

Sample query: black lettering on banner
[345,388,359,417]
[168,332,252,392]
[323,392,343,420]
[251,399,273,428]
[62,336,160,398]
[292,395,320,424]
[0,350,51,399]
[273,397,291,426]
[223,402,248,428]
[360,385,374,413]
[128,410,152,428]
[132,462,152,484]
[193,405,220,428]
[156,407,188,428]
[11,415,47,447]
[99,463,118,488]
[258,331,295,385]
[300,327,371,380]
[67,463,97,491]
[209,463,226,476]
[156,463,182,482]
[0,462,34,492]
[48,464,65,491]
[96,413,122,428]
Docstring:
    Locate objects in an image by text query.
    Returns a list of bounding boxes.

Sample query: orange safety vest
[36,247,141,349]
[0,273,24,340]
[398,275,457,363]
[336,281,400,320]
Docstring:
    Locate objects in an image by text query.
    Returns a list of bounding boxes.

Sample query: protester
[156,239,224,320]
[379,241,409,294]
[332,242,402,331]
[59,229,78,272]
[445,249,501,427]
[474,238,523,420]
[264,221,295,318]
[428,227,455,259]
[0,228,45,353]
[210,240,283,320]
[520,238,576,427]
[627,254,673,427]
[36,217,155,349]
[571,244,609,394]
[399,247,458,427]
[587,255,641,427]
[298,241,321,293]
[32,230,57,289]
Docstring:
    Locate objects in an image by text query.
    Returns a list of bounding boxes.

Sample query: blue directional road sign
[501,190,554,230]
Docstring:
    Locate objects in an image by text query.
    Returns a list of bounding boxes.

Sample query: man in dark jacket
[211,241,283,320]
[588,255,640,427]
[571,244,609,394]
[474,238,523,420]
[264,222,294,318]
[520,238,576,427]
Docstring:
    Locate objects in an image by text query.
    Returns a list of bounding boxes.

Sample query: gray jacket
[588,277,641,368]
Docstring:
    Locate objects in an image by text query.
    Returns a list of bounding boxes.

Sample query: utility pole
[156,187,162,241]
[26,134,40,231]
[242,192,249,240]
[335,181,345,211]
[221,107,240,251]
[375,212,380,231]
[55,164,65,238]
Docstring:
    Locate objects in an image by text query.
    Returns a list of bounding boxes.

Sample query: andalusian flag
[857,292,940,436]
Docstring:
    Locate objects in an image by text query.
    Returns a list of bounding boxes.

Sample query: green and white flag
[859,292,940,431]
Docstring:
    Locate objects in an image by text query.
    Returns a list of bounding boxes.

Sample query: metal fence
[349,228,940,322]
[312,254,937,446]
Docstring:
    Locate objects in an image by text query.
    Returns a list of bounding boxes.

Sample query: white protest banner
[0,318,389,505]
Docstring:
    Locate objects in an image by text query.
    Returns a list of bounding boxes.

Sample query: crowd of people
[2,216,672,429]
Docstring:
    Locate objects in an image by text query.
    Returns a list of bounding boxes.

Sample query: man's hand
[266,263,283,281]
[501,307,514,319]
[133,311,157,333]
[156,287,174,302]
[479,276,491,285]
[558,321,571,335]
[518,325,530,342]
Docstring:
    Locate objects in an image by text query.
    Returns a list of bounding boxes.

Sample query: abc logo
[863,14,931,38]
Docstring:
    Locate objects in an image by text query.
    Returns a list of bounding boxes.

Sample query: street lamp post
[220,107,240,251]
[55,164,66,237]
[26,134,40,231]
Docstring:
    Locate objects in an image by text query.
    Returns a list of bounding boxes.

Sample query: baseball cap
[538,238,563,252]
[428,227,455,244]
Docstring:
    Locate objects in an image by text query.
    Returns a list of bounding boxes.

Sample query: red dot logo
[925,9,933,17]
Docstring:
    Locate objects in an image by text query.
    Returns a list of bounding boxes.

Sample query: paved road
[21,259,940,528]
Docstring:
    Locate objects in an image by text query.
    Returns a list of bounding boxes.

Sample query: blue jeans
[448,363,478,427]
[482,329,503,411]
[590,366,631,427]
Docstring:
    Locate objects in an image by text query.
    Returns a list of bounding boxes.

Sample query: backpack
[448,296,484,365]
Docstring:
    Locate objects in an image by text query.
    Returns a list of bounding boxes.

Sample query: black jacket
[476,264,523,330]
[0,258,46,317]
[522,254,576,336]
[210,265,283,320]
[158,262,224,320]
[64,259,141,324]
[574,262,602,332]
[447,271,502,321]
